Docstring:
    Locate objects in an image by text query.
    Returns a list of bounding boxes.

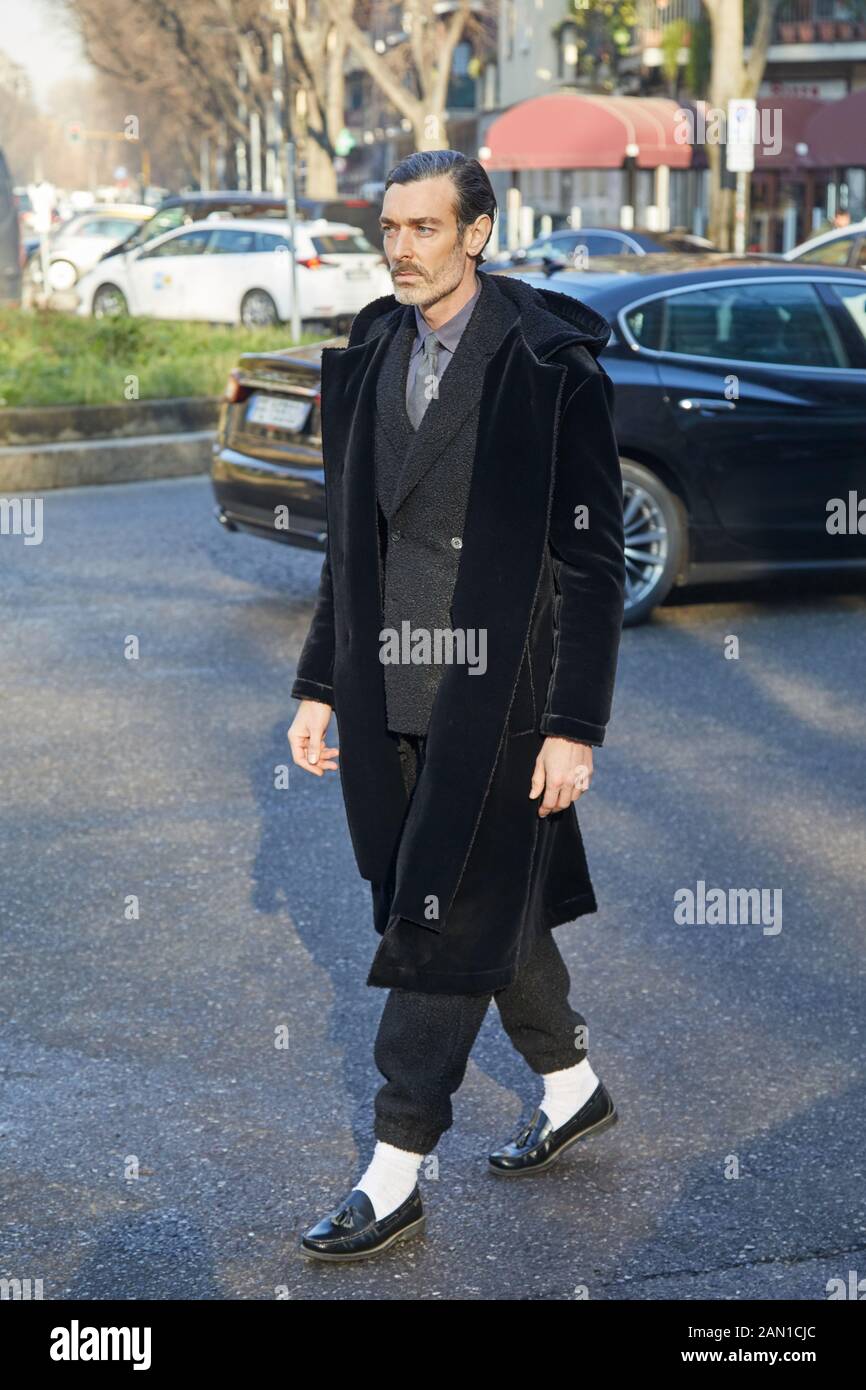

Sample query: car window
[528,234,575,255]
[205,227,257,255]
[625,281,849,368]
[623,295,665,348]
[796,235,853,266]
[828,281,866,356]
[856,238,866,270]
[576,233,629,256]
[139,229,212,259]
[77,217,137,239]
[312,231,374,255]
[135,208,186,245]
[256,231,291,253]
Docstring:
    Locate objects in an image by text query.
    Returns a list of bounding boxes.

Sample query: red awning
[753,97,826,170]
[805,87,866,167]
[481,93,694,172]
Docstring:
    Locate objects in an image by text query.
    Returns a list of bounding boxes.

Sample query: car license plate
[246,394,311,432]
[345,266,370,280]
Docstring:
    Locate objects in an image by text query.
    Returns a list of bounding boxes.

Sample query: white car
[34,205,155,289]
[784,220,866,268]
[74,216,392,327]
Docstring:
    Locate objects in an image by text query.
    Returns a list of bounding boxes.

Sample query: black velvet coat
[291,271,625,994]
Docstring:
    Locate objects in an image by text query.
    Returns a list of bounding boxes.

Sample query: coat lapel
[318,320,411,879]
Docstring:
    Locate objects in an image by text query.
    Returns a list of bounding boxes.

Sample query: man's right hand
[288,699,339,777]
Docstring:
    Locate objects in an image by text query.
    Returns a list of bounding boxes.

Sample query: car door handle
[677,397,737,414]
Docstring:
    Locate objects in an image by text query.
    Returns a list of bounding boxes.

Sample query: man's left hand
[529,737,593,817]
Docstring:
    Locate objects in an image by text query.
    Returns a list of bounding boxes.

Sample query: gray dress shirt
[405,278,482,417]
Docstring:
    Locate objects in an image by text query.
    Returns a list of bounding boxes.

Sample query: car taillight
[297,255,323,269]
[224,369,250,404]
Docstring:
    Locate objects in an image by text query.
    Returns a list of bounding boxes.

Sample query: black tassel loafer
[488,1081,618,1176]
[299,1185,425,1261]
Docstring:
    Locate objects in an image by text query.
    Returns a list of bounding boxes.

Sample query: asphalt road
[2,475,865,1301]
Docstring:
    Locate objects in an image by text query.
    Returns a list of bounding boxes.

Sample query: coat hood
[478,270,612,361]
[349,269,611,363]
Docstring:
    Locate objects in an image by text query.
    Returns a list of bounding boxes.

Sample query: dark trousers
[372,733,588,1154]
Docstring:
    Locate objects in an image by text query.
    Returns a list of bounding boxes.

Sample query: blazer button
[392,528,402,539]
[450,536,462,549]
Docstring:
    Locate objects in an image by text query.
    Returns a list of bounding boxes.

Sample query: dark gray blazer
[366,270,517,734]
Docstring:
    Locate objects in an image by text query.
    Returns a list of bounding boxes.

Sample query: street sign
[29,181,56,234]
[726,99,756,173]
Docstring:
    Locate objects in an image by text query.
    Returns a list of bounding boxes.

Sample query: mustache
[391,264,426,277]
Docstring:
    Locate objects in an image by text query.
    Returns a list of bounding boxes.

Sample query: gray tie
[407,331,441,430]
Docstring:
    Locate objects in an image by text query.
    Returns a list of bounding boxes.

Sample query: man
[812,207,852,237]
[288,150,625,1262]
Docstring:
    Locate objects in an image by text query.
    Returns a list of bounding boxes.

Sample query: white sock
[540,1058,599,1131]
[355,1141,424,1221]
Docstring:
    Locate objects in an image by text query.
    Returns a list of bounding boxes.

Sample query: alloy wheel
[622,478,669,613]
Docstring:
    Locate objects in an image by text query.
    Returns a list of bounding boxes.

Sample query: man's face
[379,173,483,308]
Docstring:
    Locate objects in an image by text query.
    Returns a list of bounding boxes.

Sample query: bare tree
[284,0,346,198]
[322,0,484,152]
[60,0,338,191]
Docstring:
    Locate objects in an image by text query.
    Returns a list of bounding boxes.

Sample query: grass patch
[0,308,326,409]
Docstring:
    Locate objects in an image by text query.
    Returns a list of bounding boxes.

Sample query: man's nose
[391,228,414,263]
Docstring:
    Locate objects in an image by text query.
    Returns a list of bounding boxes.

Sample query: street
[1,473,865,1300]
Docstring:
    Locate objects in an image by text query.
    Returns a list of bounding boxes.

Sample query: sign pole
[726,99,756,255]
[285,142,301,344]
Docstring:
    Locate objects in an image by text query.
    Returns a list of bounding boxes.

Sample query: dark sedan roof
[539,226,715,250]
[506,258,866,311]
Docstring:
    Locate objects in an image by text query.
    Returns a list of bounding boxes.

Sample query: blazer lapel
[382,273,519,520]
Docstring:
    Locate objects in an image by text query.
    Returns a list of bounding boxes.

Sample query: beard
[390,237,468,307]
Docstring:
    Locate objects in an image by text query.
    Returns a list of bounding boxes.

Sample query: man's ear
[466,214,492,258]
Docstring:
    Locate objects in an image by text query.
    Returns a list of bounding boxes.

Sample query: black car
[100,191,384,263]
[210,260,866,624]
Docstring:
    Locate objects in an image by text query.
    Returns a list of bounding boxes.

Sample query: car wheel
[620,458,686,626]
[92,284,128,318]
[241,290,280,328]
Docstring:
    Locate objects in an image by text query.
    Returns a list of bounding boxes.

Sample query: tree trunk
[706,0,743,250]
[306,138,337,197]
[415,113,450,151]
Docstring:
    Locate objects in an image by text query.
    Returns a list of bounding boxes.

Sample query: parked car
[784,220,866,269]
[25,204,154,290]
[211,260,866,624]
[294,195,384,251]
[487,226,716,273]
[0,149,22,303]
[75,217,391,328]
[99,190,385,263]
